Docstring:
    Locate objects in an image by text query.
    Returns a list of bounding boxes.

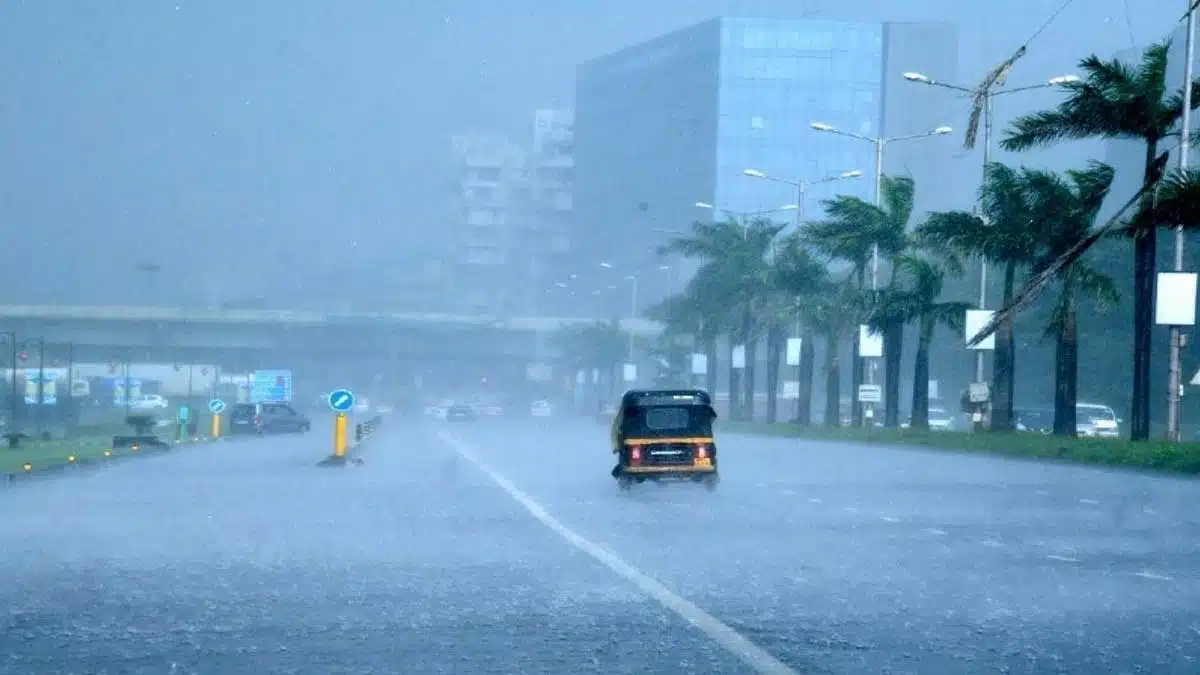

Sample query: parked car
[228,402,311,436]
[131,394,169,411]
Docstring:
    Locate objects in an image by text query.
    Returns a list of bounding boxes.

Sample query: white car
[530,400,553,417]
[130,394,169,411]
[1077,402,1120,438]
[900,406,957,430]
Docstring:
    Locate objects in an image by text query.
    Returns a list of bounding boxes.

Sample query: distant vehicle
[228,402,311,436]
[130,394,169,411]
[445,404,475,422]
[1077,402,1120,438]
[901,406,958,431]
[481,405,504,416]
[530,400,553,417]
[1014,407,1054,434]
[610,389,719,492]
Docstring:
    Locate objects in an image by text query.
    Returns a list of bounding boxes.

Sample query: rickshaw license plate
[694,457,712,467]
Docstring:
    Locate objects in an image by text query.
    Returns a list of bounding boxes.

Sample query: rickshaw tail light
[696,444,708,459]
[629,446,642,463]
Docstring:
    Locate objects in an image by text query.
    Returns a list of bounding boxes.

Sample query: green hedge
[723,422,1200,475]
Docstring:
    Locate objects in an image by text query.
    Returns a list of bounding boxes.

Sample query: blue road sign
[208,398,226,414]
[328,389,355,412]
[250,369,293,403]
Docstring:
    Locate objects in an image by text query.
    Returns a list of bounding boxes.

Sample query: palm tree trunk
[742,309,756,421]
[991,262,1018,431]
[911,315,933,429]
[1130,142,1159,441]
[797,327,815,425]
[823,329,841,427]
[765,324,783,423]
[728,339,742,421]
[704,336,718,393]
[1053,289,1078,437]
[883,319,904,428]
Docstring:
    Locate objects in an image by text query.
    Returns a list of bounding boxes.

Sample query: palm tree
[999,41,1199,441]
[803,176,912,427]
[549,319,629,410]
[661,217,784,421]
[803,276,864,427]
[644,285,719,392]
[1024,163,1120,436]
[891,254,971,429]
[916,163,1042,431]
[769,233,831,424]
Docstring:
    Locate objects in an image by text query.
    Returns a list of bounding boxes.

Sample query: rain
[2,1,1200,673]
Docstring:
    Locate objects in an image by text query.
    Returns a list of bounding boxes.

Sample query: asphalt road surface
[1,414,1198,674]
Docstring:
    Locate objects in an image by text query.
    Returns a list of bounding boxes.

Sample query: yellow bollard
[211,413,221,439]
[334,412,348,457]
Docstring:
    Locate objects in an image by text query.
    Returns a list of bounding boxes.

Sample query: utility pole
[1168,0,1196,442]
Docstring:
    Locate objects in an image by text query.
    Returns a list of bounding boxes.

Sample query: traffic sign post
[328,389,355,413]
[208,398,226,439]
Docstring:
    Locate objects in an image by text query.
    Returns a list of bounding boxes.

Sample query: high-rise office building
[573,17,961,312]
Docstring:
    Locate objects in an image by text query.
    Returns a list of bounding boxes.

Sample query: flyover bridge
[0,304,663,367]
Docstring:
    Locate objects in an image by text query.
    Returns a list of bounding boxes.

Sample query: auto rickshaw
[610,389,719,491]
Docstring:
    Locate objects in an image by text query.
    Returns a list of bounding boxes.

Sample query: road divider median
[725,422,1200,475]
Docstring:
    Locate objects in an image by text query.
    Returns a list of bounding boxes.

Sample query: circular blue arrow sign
[208,398,226,414]
[328,388,355,412]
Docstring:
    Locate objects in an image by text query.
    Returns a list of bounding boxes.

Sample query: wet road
[1,415,1198,674]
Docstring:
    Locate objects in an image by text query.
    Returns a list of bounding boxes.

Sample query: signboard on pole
[622,363,637,383]
[785,338,802,366]
[250,370,293,403]
[965,310,997,350]
[690,353,707,376]
[857,384,882,403]
[858,326,883,358]
[732,345,746,369]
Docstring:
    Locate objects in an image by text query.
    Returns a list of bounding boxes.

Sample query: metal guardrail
[355,416,382,443]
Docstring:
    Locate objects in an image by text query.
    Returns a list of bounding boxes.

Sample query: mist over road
[2,414,1198,673]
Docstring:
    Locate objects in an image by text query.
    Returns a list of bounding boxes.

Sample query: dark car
[228,402,312,436]
[445,404,475,422]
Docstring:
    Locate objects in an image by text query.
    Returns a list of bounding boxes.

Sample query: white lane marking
[981,539,1004,548]
[1045,554,1079,563]
[1131,570,1174,581]
[842,506,860,514]
[923,528,948,536]
[437,431,797,675]
[880,516,901,523]
[807,497,822,504]
[1079,498,1101,505]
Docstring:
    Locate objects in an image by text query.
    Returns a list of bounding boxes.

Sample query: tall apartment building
[573,17,962,315]
[448,110,575,315]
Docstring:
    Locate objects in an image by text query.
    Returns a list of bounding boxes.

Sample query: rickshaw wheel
[704,475,719,492]
[617,475,634,491]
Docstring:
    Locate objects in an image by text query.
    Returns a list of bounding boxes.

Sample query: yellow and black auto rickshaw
[610,389,718,491]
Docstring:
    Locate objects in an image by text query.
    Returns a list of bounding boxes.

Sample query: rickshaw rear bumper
[614,464,717,480]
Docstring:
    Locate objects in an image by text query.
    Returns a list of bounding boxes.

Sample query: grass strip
[724,422,1200,475]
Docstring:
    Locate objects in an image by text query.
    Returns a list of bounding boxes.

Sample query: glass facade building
[573,17,960,312]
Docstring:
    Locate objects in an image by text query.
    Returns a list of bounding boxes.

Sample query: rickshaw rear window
[645,407,691,430]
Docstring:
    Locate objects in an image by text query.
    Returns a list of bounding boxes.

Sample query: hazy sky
[0,0,1180,308]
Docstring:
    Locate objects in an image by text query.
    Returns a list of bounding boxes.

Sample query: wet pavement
[2,414,1199,674]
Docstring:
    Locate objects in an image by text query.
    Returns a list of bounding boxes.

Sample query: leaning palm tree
[644,284,720,393]
[1025,163,1121,436]
[769,232,831,424]
[999,40,1199,441]
[660,217,784,421]
[804,175,912,427]
[892,254,971,429]
[916,163,1041,431]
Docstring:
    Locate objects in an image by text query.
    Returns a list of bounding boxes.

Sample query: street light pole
[902,71,1079,385]
[809,121,953,416]
[1168,1,1197,442]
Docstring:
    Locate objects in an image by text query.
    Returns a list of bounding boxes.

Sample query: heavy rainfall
[1,1,1199,673]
